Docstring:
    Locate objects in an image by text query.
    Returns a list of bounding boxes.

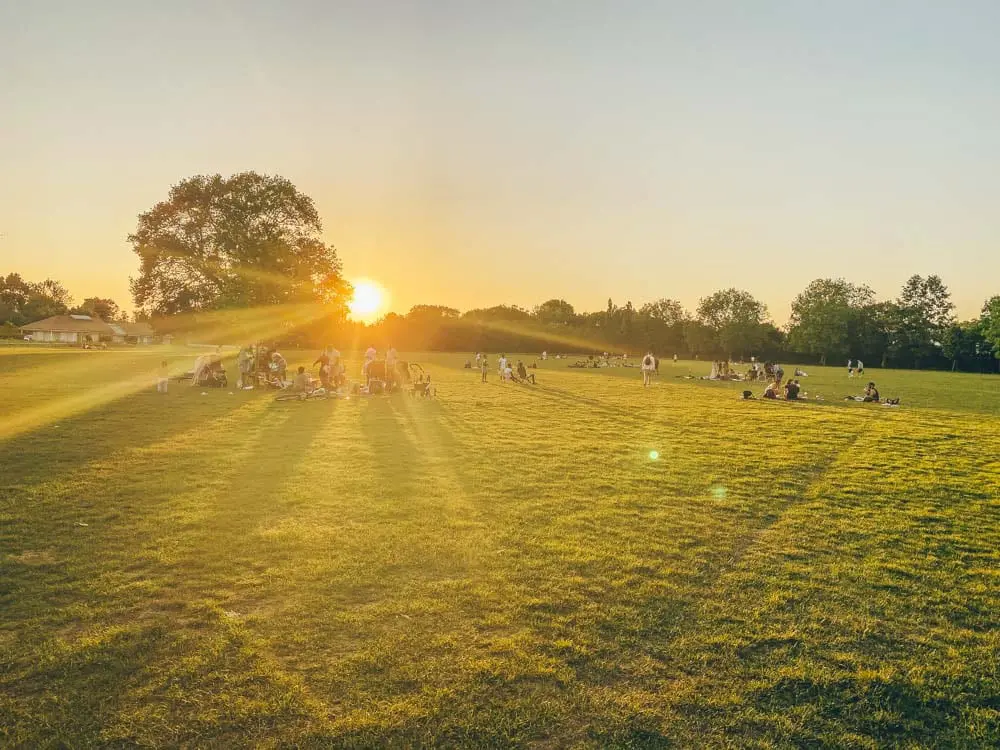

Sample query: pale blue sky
[2,0,999,320]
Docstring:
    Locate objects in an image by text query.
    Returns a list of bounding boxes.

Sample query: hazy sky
[3,0,999,321]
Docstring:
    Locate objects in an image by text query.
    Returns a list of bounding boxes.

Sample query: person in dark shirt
[863,382,880,402]
[313,352,332,389]
[783,379,801,400]
[516,361,535,384]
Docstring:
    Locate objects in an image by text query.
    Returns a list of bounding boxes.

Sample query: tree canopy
[696,288,769,357]
[71,297,122,322]
[788,278,874,364]
[129,172,349,316]
[0,273,73,325]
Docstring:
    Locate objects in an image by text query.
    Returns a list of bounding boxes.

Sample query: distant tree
[534,299,576,326]
[407,305,461,320]
[682,319,717,358]
[895,275,955,367]
[72,297,122,321]
[462,305,532,321]
[787,278,874,364]
[129,172,349,315]
[941,320,995,372]
[639,298,686,327]
[855,301,904,368]
[696,288,768,357]
[0,273,31,324]
[980,296,1000,359]
[0,273,73,324]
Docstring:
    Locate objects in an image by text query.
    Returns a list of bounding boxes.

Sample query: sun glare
[348,280,386,322]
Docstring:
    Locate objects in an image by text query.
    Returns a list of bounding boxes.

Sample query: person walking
[641,351,656,387]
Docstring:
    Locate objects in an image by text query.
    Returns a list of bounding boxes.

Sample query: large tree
[895,274,955,367]
[696,288,769,357]
[787,278,874,364]
[941,319,995,372]
[71,297,122,322]
[462,305,532,321]
[0,273,72,325]
[533,299,576,326]
[639,298,686,327]
[129,172,349,315]
[980,296,1000,360]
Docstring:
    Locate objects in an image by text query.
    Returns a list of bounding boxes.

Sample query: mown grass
[1,347,998,748]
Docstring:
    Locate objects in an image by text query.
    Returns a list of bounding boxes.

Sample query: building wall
[28,330,87,343]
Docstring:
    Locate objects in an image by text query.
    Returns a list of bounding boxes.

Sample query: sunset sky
[3,0,1000,321]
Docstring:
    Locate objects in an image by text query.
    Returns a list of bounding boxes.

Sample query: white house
[108,321,157,344]
[21,314,116,344]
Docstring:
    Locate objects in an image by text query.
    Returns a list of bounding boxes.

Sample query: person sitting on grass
[516,360,536,384]
[290,366,315,394]
[270,351,287,383]
[845,381,898,404]
[762,381,779,399]
[863,382,880,402]
[783,378,801,400]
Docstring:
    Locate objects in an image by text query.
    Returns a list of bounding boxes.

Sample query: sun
[348,279,387,322]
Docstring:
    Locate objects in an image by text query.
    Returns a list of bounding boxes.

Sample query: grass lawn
[1,347,998,748]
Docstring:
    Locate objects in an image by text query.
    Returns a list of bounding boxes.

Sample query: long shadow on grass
[0,386,253,493]
[357,396,424,501]
[0,398,340,746]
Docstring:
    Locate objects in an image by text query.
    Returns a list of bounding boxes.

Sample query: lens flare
[649,450,659,460]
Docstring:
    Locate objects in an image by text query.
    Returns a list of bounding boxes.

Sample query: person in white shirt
[847,359,854,377]
[363,346,377,378]
[641,351,656,387]
[385,345,399,385]
[498,354,508,377]
[856,359,864,375]
[541,350,547,360]
[503,363,514,381]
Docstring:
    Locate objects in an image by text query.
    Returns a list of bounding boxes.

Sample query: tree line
[308,279,997,373]
[4,171,999,372]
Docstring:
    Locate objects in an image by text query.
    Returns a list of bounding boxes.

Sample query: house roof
[120,321,155,336]
[22,315,117,334]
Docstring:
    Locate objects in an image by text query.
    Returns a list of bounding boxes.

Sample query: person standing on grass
[386,344,399,385]
[480,356,488,383]
[848,358,854,377]
[857,359,864,376]
[157,360,169,393]
[641,351,656,387]
[498,353,508,380]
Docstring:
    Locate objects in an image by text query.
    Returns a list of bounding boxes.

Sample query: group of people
[232,344,287,389]
[757,376,804,401]
[847,358,865,377]
[473,352,537,384]
[190,346,228,387]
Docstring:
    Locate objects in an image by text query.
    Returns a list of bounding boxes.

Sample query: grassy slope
[1,348,998,748]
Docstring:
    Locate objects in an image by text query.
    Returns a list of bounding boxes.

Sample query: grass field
[2,347,999,748]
